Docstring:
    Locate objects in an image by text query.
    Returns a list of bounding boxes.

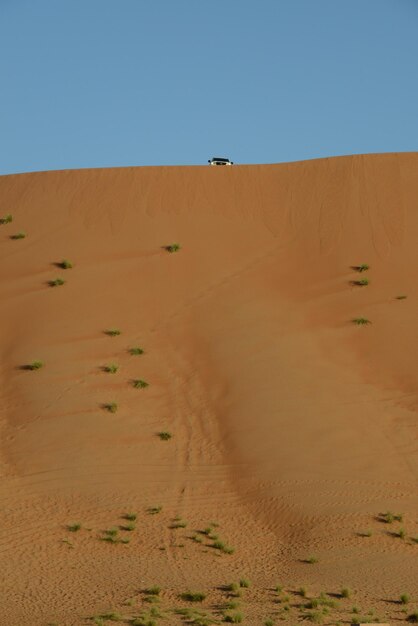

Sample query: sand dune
[0,154,417,625]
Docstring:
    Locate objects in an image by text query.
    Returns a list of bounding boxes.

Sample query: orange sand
[0,154,417,625]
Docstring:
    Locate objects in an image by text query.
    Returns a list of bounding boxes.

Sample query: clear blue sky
[1,0,417,174]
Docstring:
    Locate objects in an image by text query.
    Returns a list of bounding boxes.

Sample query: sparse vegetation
[171,518,187,528]
[396,295,407,300]
[264,620,274,626]
[356,264,370,272]
[123,512,137,521]
[341,588,351,598]
[129,346,144,355]
[27,360,44,370]
[305,611,324,624]
[49,278,65,287]
[299,587,308,598]
[59,259,73,269]
[132,379,149,389]
[121,522,136,531]
[165,243,181,253]
[192,534,203,543]
[306,555,318,564]
[104,363,119,373]
[147,506,162,515]
[400,594,410,605]
[67,522,81,532]
[158,431,172,440]
[408,612,418,623]
[104,402,118,413]
[239,578,250,588]
[352,318,371,325]
[397,527,406,539]
[379,511,403,523]
[213,540,234,554]
[352,278,369,286]
[223,612,243,623]
[11,231,26,239]
[359,529,372,537]
[0,214,12,224]
[105,329,121,336]
[145,585,161,596]
[180,591,206,602]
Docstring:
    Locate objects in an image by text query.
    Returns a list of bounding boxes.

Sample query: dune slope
[0,154,417,625]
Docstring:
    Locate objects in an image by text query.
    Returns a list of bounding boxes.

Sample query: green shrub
[104,363,119,373]
[398,527,406,539]
[180,591,206,602]
[99,613,122,622]
[147,506,162,515]
[353,278,369,286]
[133,379,149,389]
[145,586,161,596]
[408,612,418,623]
[59,259,73,269]
[239,578,250,588]
[129,347,144,355]
[121,522,135,531]
[27,360,44,370]
[165,243,181,253]
[67,522,81,532]
[11,231,26,239]
[123,512,137,521]
[104,402,118,413]
[171,518,187,528]
[0,214,12,224]
[49,278,65,287]
[341,588,351,598]
[396,295,407,300]
[306,555,318,564]
[352,318,371,325]
[356,264,370,272]
[224,612,243,623]
[264,620,274,626]
[105,329,121,336]
[158,431,172,440]
[400,594,410,605]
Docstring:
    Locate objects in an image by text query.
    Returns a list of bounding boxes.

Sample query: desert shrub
[104,364,119,373]
[224,613,243,623]
[400,594,410,604]
[353,278,369,286]
[99,613,122,621]
[225,601,240,610]
[27,360,44,370]
[225,583,240,595]
[158,431,172,440]
[123,512,137,521]
[396,295,407,300]
[408,612,418,623]
[59,259,73,269]
[145,585,161,596]
[105,329,121,336]
[165,243,181,253]
[341,588,351,598]
[121,522,135,531]
[67,523,81,532]
[104,402,118,413]
[239,578,250,588]
[398,527,406,539]
[147,506,162,515]
[359,530,372,537]
[0,214,12,224]
[306,555,318,564]
[356,264,370,272]
[264,620,274,626]
[171,518,187,528]
[352,318,371,325]
[192,535,203,543]
[133,379,149,389]
[305,611,323,623]
[49,278,65,287]
[180,591,206,602]
[213,540,234,554]
[129,347,144,355]
[11,231,26,239]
